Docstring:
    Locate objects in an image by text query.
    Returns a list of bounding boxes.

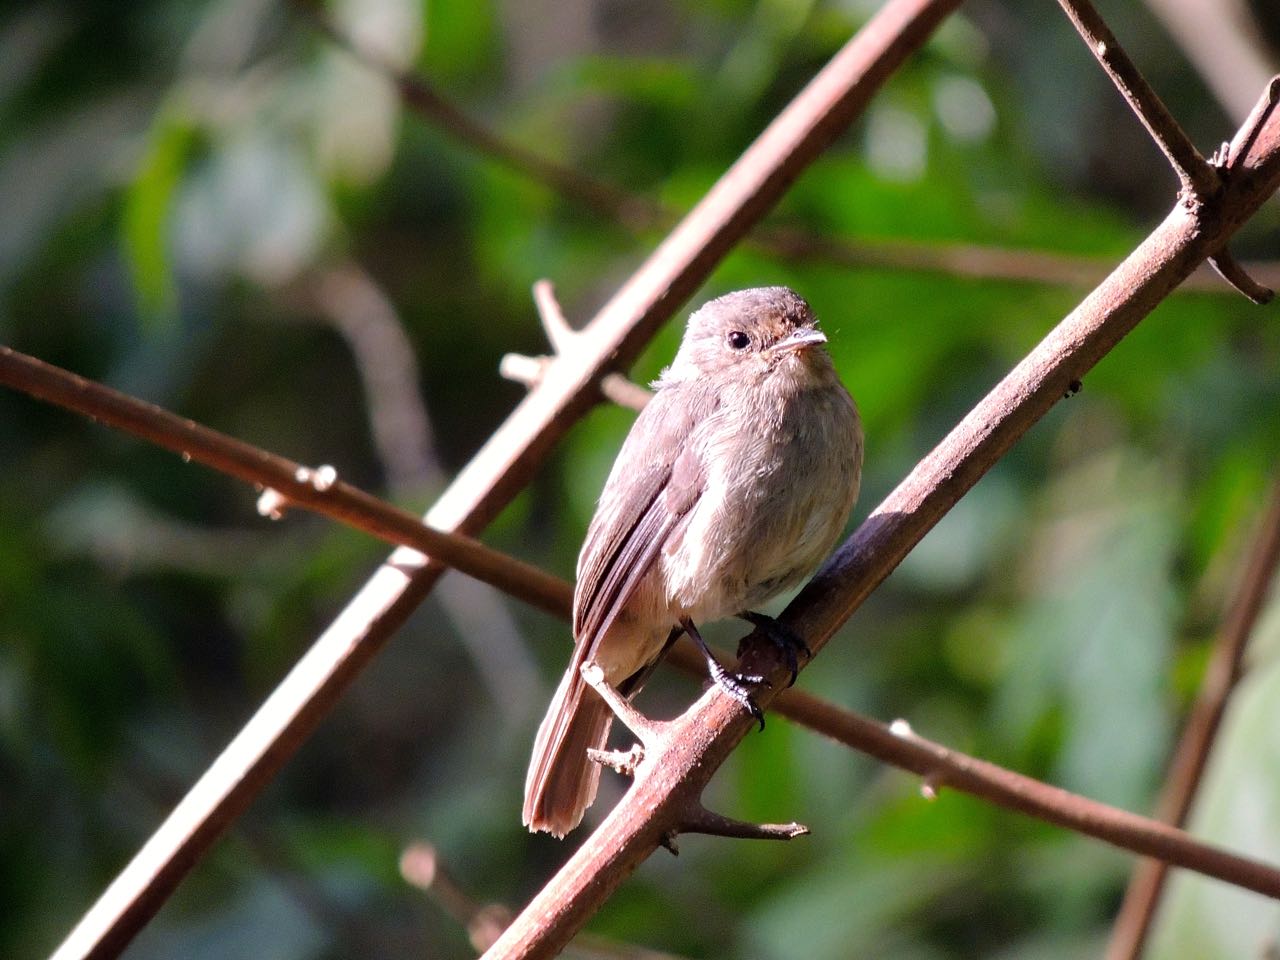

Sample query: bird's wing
[572,386,715,663]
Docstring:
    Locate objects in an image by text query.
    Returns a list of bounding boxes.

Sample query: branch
[1106,477,1280,960]
[12,337,1274,892]
[769,706,1280,895]
[291,0,660,231]
[1056,0,1219,200]
[0,345,572,621]
[46,2,964,957]
[481,79,1280,959]
[297,0,1280,296]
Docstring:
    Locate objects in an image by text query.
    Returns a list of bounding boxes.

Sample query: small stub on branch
[921,775,941,801]
[587,744,645,777]
[257,487,289,520]
[681,804,810,842]
[296,463,338,491]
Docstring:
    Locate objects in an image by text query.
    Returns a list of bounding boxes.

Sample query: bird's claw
[704,655,767,730]
[738,611,810,687]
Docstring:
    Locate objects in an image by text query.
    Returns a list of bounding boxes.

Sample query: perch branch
[6,341,1273,892]
[46,1,964,957]
[1055,0,1218,200]
[481,78,1280,959]
[1106,477,1280,960]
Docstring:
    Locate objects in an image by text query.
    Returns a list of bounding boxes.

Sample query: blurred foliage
[2,0,1280,957]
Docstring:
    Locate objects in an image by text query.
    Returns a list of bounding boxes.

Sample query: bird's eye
[726,330,751,350]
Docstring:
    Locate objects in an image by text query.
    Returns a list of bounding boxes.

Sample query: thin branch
[0,345,572,620]
[1055,0,1219,200]
[399,841,692,960]
[481,79,1280,959]
[291,263,542,719]
[291,0,660,231]
[296,0,1280,296]
[1106,477,1280,960]
[764,704,1280,893]
[46,2,963,957]
[1208,248,1275,304]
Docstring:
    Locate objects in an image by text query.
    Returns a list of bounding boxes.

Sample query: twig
[399,842,692,960]
[301,262,446,492]
[480,79,1280,959]
[290,0,660,231]
[296,0,1280,296]
[45,2,963,957]
[767,701,1280,893]
[1055,0,1219,200]
[1106,478,1280,960]
[500,281,654,412]
[293,263,542,719]
[0,345,572,621]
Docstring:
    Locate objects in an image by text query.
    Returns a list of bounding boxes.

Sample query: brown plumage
[523,287,863,837]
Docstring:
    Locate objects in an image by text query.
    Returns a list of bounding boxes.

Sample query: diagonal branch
[1055,0,1219,200]
[1106,477,1280,960]
[482,78,1280,959]
[301,0,1280,297]
[45,2,966,957]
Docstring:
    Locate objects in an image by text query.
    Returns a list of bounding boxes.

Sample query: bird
[523,286,863,837]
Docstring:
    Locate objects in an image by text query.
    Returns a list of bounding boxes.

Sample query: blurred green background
[3,0,1280,957]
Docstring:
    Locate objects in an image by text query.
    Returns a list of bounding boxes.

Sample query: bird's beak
[774,327,827,353]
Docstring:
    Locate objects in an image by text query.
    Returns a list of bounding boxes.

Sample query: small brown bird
[523,286,863,837]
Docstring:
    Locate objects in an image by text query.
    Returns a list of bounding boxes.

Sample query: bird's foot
[681,616,767,730]
[737,611,810,687]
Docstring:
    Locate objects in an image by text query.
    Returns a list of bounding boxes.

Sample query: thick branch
[46,2,963,957]
[1106,478,1280,960]
[483,81,1280,959]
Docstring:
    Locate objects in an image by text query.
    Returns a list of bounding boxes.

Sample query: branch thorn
[586,744,645,777]
[680,804,810,841]
[1209,249,1275,305]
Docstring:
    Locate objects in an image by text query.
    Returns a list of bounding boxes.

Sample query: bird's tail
[522,665,613,838]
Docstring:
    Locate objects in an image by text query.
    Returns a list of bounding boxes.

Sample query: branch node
[257,487,290,520]
[296,463,338,492]
[1209,249,1275,305]
[889,717,915,738]
[920,775,942,801]
[586,744,645,778]
[680,804,810,841]
[1057,0,1218,199]
[580,662,661,747]
[499,352,551,388]
[659,832,680,856]
[1223,76,1280,170]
